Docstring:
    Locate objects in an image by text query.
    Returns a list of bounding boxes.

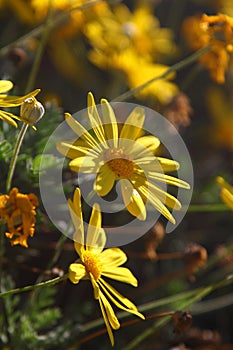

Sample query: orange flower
[182,13,233,83]
[0,188,38,248]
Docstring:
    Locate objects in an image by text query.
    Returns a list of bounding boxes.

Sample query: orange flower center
[83,251,102,281]
[104,148,135,178]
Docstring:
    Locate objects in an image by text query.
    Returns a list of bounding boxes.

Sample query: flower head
[84,2,176,66]
[0,80,40,127]
[57,92,190,224]
[0,188,39,247]
[217,176,233,210]
[68,188,144,345]
[182,13,233,83]
[20,96,45,129]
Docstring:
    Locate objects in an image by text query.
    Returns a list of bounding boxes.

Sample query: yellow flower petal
[221,188,233,210]
[120,179,146,220]
[0,80,13,93]
[0,89,40,107]
[94,164,116,196]
[138,183,176,224]
[119,106,145,141]
[68,188,84,255]
[69,155,101,172]
[100,99,118,147]
[99,290,120,330]
[98,293,117,346]
[139,157,180,172]
[136,135,160,154]
[68,263,86,284]
[102,266,138,287]
[123,141,153,161]
[87,92,106,144]
[99,248,127,267]
[87,204,106,253]
[98,279,144,319]
[90,274,100,299]
[64,113,101,151]
[217,176,233,192]
[217,177,233,210]
[147,172,190,189]
[0,111,18,127]
[148,181,182,210]
[157,157,180,172]
[56,141,95,159]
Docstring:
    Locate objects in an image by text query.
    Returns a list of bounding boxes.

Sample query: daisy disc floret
[57,92,190,224]
[68,188,144,345]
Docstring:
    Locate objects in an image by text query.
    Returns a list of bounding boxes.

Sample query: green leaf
[32,154,62,174]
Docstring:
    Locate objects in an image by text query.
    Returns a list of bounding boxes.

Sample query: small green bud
[20,97,45,124]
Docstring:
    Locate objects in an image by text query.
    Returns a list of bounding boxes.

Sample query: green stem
[187,203,229,212]
[0,0,115,58]
[124,275,233,350]
[80,274,233,335]
[112,46,210,103]
[0,275,68,299]
[5,123,28,192]
[5,0,53,192]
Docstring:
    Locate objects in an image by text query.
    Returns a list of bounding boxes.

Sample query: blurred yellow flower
[217,177,233,210]
[68,188,144,345]
[57,92,190,223]
[219,0,233,17]
[84,3,178,104]
[126,60,179,105]
[0,80,40,127]
[206,87,233,151]
[84,2,176,64]
[182,13,233,83]
[0,188,39,248]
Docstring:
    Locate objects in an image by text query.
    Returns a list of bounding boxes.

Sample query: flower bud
[20,96,45,124]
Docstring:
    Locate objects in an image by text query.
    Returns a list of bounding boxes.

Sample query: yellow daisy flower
[0,80,40,127]
[217,176,233,210]
[0,187,39,248]
[57,93,190,224]
[68,188,144,345]
[84,2,176,65]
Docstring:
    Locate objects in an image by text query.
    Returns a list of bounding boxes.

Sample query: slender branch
[0,0,118,58]
[0,274,68,298]
[188,203,229,212]
[112,46,210,103]
[5,123,28,192]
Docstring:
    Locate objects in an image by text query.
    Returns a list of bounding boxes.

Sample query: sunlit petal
[87,92,106,144]
[94,164,116,196]
[148,172,190,189]
[0,80,13,93]
[102,266,138,287]
[68,263,86,284]
[120,179,146,220]
[65,113,101,151]
[68,188,84,254]
[136,135,160,153]
[98,293,117,346]
[138,183,176,224]
[99,279,144,319]
[87,204,106,252]
[99,248,127,267]
[119,106,145,141]
[69,155,102,173]
[101,99,118,147]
